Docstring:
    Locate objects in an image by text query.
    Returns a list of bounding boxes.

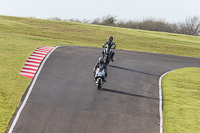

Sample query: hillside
[0,15,200,132]
[1,15,200,57]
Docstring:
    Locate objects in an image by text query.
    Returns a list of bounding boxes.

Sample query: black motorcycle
[103,46,115,65]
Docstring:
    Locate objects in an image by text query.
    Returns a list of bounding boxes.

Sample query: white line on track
[8,46,60,133]
[159,70,173,133]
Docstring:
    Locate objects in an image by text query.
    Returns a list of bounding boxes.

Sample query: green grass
[162,68,200,133]
[0,15,200,133]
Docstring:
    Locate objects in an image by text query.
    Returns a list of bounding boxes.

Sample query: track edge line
[159,70,174,133]
[8,46,60,133]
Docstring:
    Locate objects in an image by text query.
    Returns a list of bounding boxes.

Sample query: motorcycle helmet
[99,57,104,65]
[109,36,113,42]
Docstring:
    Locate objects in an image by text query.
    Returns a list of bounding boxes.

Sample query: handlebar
[103,46,115,49]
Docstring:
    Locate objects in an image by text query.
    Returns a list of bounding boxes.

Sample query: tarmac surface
[12,46,200,133]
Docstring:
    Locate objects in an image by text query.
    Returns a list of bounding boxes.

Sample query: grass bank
[0,15,200,132]
[162,68,200,133]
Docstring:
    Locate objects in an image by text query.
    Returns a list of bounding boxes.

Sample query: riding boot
[111,53,114,62]
[103,72,107,82]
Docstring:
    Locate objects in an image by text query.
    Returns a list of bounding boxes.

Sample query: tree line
[48,15,200,36]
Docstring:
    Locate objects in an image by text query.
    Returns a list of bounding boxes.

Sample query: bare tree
[66,18,82,23]
[101,15,117,25]
[45,15,200,36]
[91,15,117,25]
[115,18,178,33]
[177,16,200,36]
[48,17,62,21]
[82,19,90,24]
[91,18,101,24]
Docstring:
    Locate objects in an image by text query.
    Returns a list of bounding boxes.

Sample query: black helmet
[109,36,113,42]
[99,57,104,65]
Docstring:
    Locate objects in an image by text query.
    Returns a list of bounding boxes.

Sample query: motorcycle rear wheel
[104,55,110,65]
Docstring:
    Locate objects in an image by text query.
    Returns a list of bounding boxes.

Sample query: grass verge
[162,68,200,133]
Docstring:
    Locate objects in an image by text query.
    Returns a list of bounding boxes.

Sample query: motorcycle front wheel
[97,78,102,90]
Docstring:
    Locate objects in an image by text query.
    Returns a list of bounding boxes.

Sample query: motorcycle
[94,67,106,90]
[103,46,115,65]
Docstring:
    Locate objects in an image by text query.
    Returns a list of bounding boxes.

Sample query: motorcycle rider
[102,36,116,62]
[93,57,108,82]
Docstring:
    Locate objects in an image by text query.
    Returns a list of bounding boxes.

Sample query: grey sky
[0,0,199,22]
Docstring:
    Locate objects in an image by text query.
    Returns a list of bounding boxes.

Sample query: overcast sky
[0,0,199,22]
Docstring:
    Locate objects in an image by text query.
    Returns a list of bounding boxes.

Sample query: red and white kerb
[20,46,54,79]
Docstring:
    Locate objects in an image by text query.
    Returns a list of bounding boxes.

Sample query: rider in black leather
[102,36,116,62]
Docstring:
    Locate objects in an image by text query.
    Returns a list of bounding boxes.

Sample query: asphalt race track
[12,46,200,133]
